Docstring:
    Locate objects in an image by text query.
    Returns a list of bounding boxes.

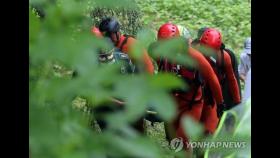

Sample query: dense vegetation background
[29,0,251,158]
[136,0,251,59]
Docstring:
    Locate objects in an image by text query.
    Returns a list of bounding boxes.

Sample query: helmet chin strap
[220,43,225,50]
[218,43,225,68]
[217,43,225,54]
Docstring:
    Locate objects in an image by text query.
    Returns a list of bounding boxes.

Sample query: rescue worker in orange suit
[98,17,154,74]
[90,27,147,132]
[156,23,225,153]
[198,28,241,134]
[91,26,103,38]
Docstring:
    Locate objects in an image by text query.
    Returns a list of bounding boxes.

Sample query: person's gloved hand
[217,103,226,118]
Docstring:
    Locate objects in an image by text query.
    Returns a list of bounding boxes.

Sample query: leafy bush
[29,0,250,157]
[29,0,185,157]
[136,0,251,58]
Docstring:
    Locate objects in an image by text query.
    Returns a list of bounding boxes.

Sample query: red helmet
[157,23,180,40]
[91,26,103,37]
[200,28,222,50]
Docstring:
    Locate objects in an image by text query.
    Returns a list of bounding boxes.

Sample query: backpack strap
[158,57,165,72]
[221,50,225,71]
[119,35,132,52]
[223,48,242,100]
[218,44,226,84]
[224,48,237,70]
[187,70,203,110]
[220,43,225,72]
[173,70,203,110]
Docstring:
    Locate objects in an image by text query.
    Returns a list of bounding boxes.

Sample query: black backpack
[221,47,242,110]
[208,44,242,110]
[113,51,136,74]
[98,50,136,74]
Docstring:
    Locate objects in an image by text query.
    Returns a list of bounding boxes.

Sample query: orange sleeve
[223,51,241,104]
[121,38,154,74]
[189,47,224,104]
[142,49,155,74]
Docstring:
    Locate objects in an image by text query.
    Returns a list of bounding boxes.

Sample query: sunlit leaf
[182,116,204,141]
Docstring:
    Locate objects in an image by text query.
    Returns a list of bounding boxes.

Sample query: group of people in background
[91,17,251,157]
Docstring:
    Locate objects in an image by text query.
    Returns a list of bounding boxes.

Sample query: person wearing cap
[238,37,251,82]
[177,24,192,42]
[191,27,209,46]
[242,68,251,102]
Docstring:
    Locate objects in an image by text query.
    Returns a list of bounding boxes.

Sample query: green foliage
[136,0,251,56]
[182,116,204,141]
[148,37,195,67]
[203,99,251,157]
[90,0,142,36]
[29,0,185,157]
[29,0,250,157]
